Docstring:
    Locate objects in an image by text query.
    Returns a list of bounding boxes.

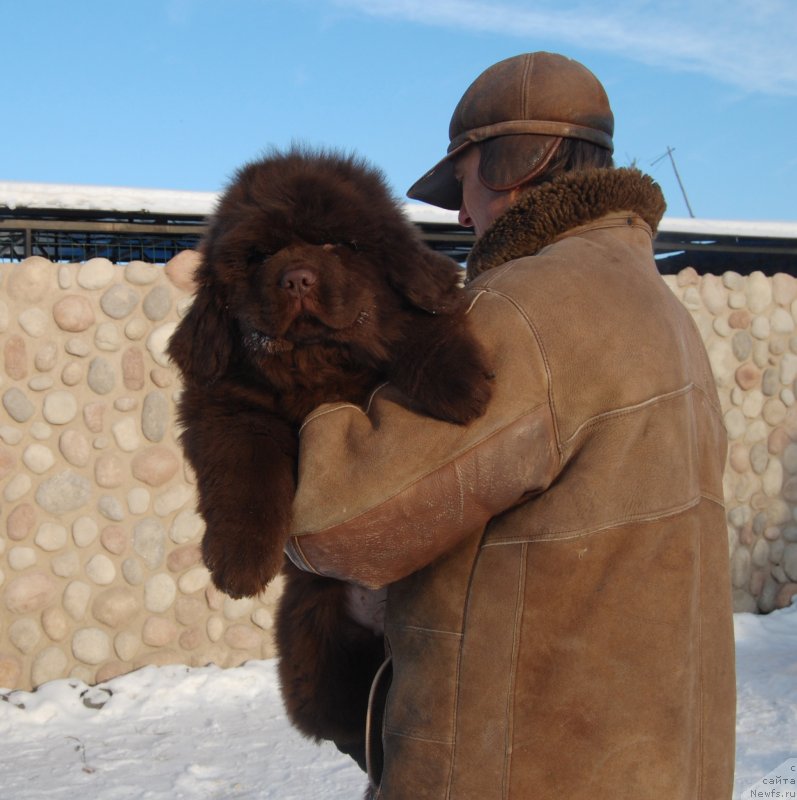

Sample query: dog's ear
[387,242,467,316]
[168,275,237,384]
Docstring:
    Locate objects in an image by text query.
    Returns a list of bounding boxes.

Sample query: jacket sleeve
[285,288,560,589]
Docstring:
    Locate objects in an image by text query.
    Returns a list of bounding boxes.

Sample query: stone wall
[0,254,282,691]
[1,254,796,691]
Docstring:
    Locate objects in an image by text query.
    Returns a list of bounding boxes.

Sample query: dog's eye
[337,240,359,252]
[248,250,272,265]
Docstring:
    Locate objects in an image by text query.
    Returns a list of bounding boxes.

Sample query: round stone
[0,426,23,446]
[751,316,771,340]
[699,274,727,314]
[8,547,37,571]
[72,628,112,665]
[34,521,68,552]
[92,588,139,627]
[7,504,35,541]
[61,362,83,386]
[732,331,753,361]
[772,308,795,334]
[122,347,145,391]
[51,551,80,578]
[167,544,202,573]
[63,581,92,620]
[133,518,166,569]
[735,363,759,391]
[165,250,200,290]
[783,443,797,473]
[763,399,788,426]
[127,487,151,514]
[58,430,91,467]
[762,368,780,396]
[728,309,751,329]
[53,295,95,332]
[153,485,192,517]
[731,547,752,588]
[3,572,57,614]
[179,628,203,651]
[122,558,145,586]
[101,525,128,554]
[42,391,78,425]
[95,322,121,351]
[206,616,224,643]
[143,616,177,647]
[35,470,91,514]
[125,318,149,341]
[782,354,797,385]
[34,342,58,372]
[77,258,116,289]
[179,566,211,594]
[150,367,173,388]
[31,647,68,687]
[114,396,137,412]
[742,390,764,419]
[87,357,116,394]
[112,417,141,452]
[724,408,747,441]
[115,631,140,662]
[125,261,159,285]
[712,316,731,338]
[9,618,42,654]
[142,391,169,442]
[147,322,178,368]
[223,596,254,621]
[58,266,73,289]
[252,608,274,630]
[100,284,139,319]
[746,271,772,313]
[3,387,35,422]
[0,299,8,333]
[224,624,261,651]
[41,607,70,641]
[86,554,116,585]
[763,459,784,497]
[95,454,124,488]
[144,574,177,613]
[131,446,179,486]
[143,286,172,321]
[28,375,54,392]
[83,402,106,433]
[4,474,32,502]
[176,596,205,625]
[65,337,90,357]
[0,656,22,689]
[72,516,99,547]
[7,257,53,303]
[773,274,797,306]
[98,495,125,522]
[170,509,204,544]
[784,544,797,581]
[19,308,48,338]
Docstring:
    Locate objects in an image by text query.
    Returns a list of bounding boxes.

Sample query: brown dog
[167,147,492,773]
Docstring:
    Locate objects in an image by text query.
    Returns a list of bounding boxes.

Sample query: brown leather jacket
[287,169,736,799]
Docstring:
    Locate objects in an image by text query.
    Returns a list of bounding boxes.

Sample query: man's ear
[387,242,466,316]
[167,272,237,384]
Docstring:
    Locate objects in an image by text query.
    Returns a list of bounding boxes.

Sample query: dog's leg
[390,312,493,425]
[178,387,297,598]
[275,563,386,772]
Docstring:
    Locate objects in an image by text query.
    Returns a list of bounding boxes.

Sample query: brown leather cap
[407,52,614,210]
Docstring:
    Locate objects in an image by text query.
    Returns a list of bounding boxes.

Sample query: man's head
[408,52,615,232]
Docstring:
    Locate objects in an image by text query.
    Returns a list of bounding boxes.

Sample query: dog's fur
[167,147,492,774]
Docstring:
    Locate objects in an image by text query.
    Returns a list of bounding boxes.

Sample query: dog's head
[168,147,466,384]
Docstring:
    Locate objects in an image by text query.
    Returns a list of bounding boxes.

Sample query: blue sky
[3,0,796,221]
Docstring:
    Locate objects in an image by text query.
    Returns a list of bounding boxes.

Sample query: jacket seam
[477,286,562,463]
[382,728,453,745]
[561,383,697,449]
[482,493,716,545]
[389,624,462,640]
[503,542,527,799]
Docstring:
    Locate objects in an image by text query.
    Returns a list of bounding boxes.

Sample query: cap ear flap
[167,275,236,384]
[387,242,467,316]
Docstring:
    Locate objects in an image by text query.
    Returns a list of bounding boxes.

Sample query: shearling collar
[466,168,666,280]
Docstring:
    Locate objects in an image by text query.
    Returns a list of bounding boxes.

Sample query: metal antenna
[652,146,695,218]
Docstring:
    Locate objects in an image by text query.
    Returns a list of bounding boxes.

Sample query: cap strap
[449,119,614,153]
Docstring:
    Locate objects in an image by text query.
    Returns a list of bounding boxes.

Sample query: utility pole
[652,146,695,218]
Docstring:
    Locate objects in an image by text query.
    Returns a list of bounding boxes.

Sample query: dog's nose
[279,268,317,297]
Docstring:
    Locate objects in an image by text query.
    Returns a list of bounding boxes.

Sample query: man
[286,52,736,799]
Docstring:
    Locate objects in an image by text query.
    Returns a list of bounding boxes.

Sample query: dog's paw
[201,521,286,599]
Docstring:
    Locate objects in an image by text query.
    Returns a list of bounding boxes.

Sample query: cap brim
[406,140,472,210]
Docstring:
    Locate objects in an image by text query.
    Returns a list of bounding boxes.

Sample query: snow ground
[1,605,796,800]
